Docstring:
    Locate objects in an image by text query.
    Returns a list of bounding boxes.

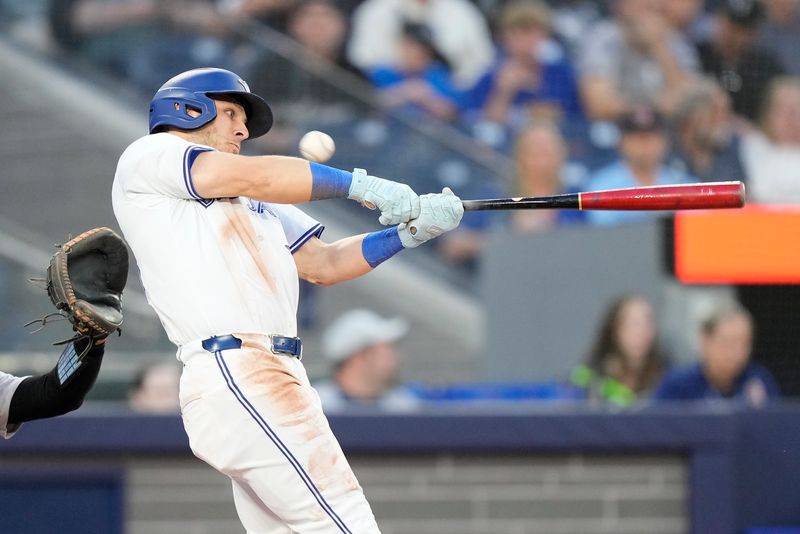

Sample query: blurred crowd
[313,298,781,412]
[28,0,800,271]
[0,0,794,411]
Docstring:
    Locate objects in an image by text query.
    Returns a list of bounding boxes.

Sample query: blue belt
[201,334,303,359]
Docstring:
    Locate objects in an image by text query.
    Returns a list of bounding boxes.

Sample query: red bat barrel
[579,181,745,211]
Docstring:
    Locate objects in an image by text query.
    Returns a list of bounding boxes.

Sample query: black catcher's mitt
[46,227,129,343]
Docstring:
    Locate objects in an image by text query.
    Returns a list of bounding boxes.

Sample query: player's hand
[398,187,464,248]
[348,169,420,225]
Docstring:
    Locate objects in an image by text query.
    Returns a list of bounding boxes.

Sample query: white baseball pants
[177,333,381,533]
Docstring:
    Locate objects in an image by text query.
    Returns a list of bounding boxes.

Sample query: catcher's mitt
[44,227,129,343]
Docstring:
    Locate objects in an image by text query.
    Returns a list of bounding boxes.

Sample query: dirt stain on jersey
[219,201,277,292]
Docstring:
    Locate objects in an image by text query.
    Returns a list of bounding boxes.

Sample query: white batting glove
[348,168,421,225]
[398,187,464,248]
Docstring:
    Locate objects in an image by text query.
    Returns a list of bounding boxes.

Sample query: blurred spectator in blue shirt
[369,22,459,121]
[314,309,421,413]
[586,105,693,226]
[672,76,747,184]
[653,305,780,406]
[464,0,583,147]
[438,121,581,268]
[578,0,699,121]
[757,0,800,76]
[572,294,669,407]
[347,0,494,90]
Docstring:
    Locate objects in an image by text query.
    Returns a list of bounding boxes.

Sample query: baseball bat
[461,181,745,211]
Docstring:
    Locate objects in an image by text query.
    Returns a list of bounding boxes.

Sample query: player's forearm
[298,234,373,285]
[7,339,104,424]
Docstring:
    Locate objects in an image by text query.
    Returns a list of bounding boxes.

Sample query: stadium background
[0,0,798,532]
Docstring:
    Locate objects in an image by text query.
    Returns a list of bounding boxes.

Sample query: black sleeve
[8,338,105,425]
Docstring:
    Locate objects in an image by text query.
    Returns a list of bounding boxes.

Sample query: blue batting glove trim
[310,162,352,200]
[362,226,404,268]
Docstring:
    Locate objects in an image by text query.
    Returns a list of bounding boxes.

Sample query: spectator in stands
[653,305,780,405]
[741,77,800,203]
[757,0,800,76]
[672,77,747,183]
[314,309,420,412]
[438,121,580,268]
[697,0,785,122]
[463,0,583,147]
[347,0,494,89]
[578,0,699,121]
[586,105,693,226]
[128,362,181,414]
[572,294,668,407]
[249,0,364,107]
[49,0,242,93]
[368,22,459,121]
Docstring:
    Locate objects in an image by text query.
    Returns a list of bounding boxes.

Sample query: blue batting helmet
[149,68,273,138]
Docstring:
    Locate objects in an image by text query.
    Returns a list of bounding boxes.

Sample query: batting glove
[398,187,464,248]
[348,168,421,225]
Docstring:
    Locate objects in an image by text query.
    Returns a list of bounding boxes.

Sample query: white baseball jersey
[0,371,24,439]
[112,133,323,347]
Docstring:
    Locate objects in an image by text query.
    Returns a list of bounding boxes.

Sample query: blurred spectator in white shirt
[742,77,800,203]
[578,0,699,121]
[346,0,494,89]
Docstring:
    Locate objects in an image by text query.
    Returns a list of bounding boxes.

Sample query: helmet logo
[237,79,250,92]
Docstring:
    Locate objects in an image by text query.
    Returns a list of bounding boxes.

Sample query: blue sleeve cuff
[362,227,404,268]
[310,163,352,200]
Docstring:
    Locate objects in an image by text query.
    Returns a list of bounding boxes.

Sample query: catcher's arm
[8,338,105,424]
[10,227,129,425]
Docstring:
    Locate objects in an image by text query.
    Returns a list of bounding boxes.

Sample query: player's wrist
[397,223,424,248]
[309,162,352,200]
[362,226,405,268]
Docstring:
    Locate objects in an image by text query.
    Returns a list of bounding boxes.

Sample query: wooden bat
[461,181,746,211]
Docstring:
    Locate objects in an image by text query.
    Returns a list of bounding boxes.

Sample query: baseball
[299,130,335,163]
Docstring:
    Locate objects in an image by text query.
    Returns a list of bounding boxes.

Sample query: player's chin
[223,143,240,154]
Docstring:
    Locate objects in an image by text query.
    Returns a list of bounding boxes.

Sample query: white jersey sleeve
[116,133,214,202]
[0,371,25,439]
[270,204,325,253]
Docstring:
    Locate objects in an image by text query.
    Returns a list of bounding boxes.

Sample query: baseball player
[112,67,463,533]
[1,227,128,439]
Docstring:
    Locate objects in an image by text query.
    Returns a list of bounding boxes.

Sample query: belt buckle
[269,335,303,360]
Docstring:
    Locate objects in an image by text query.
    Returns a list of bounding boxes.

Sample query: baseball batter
[112,67,463,533]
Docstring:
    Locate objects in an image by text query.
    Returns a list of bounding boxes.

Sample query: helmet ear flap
[148,68,272,137]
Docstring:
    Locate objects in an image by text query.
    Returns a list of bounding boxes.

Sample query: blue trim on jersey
[183,145,212,200]
[289,223,324,254]
[213,350,352,534]
[309,163,352,200]
[362,226,404,268]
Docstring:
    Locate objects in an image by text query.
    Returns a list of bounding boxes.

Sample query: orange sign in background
[674,206,800,284]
